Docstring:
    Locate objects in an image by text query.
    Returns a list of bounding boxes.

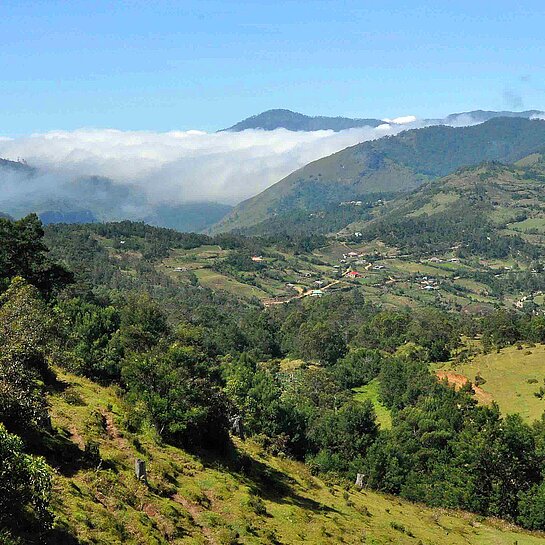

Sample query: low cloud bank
[0,113,494,211]
[0,121,428,206]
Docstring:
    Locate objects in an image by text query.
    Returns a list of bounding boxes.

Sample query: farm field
[193,268,268,299]
[57,225,545,313]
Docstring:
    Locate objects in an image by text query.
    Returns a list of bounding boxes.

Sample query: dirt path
[68,425,85,449]
[101,410,134,455]
[435,371,494,404]
[172,493,217,545]
[263,277,347,306]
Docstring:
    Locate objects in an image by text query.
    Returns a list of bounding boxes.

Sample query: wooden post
[135,459,147,482]
[355,473,365,488]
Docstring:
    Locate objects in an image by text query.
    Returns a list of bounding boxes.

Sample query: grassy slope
[353,379,392,430]
[47,368,545,544]
[439,344,545,423]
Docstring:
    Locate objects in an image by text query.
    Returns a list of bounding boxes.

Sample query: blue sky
[2,0,545,135]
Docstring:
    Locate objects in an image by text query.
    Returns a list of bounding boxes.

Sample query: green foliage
[0,277,56,432]
[121,336,230,451]
[56,298,121,380]
[330,348,383,389]
[0,214,72,296]
[295,321,347,365]
[307,400,378,473]
[0,423,52,528]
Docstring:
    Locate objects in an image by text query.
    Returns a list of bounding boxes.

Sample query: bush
[0,424,52,527]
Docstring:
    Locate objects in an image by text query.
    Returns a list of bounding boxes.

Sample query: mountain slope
[223,108,544,132]
[441,109,544,124]
[213,117,545,233]
[355,159,545,259]
[223,109,384,132]
[41,366,545,545]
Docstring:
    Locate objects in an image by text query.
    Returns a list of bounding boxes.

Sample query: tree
[307,400,378,472]
[0,214,72,296]
[111,292,169,353]
[122,341,229,451]
[330,348,383,389]
[296,321,347,365]
[0,277,56,432]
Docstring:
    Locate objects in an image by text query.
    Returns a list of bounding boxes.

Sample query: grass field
[353,379,392,430]
[440,344,545,423]
[46,368,545,544]
[193,269,267,299]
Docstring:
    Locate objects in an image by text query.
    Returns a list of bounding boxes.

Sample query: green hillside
[438,344,545,423]
[43,367,545,545]
[8,215,545,543]
[357,161,545,255]
[213,117,545,233]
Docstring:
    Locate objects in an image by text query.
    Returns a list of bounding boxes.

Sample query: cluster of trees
[366,357,545,528]
[0,216,83,541]
[481,309,545,350]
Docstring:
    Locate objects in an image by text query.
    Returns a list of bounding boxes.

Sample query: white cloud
[0,110,504,210]
[382,115,418,125]
[0,123,418,205]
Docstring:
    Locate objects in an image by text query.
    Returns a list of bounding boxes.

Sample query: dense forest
[4,214,545,542]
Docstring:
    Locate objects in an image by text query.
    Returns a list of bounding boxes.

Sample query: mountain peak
[222,109,384,132]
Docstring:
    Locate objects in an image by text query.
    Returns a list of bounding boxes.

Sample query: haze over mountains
[1,108,545,232]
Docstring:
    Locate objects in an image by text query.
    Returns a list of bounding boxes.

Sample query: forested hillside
[214,117,545,232]
[222,109,384,132]
[357,160,545,258]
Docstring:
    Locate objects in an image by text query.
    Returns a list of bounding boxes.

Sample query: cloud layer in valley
[0,121,430,207]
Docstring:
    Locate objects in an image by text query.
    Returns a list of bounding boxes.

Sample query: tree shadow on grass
[2,518,81,545]
[198,444,339,516]
[25,425,109,478]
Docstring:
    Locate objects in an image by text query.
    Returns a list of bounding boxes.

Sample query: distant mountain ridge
[223,108,544,132]
[223,109,385,132]
[212,117,545,233]
[441,109,544,124]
